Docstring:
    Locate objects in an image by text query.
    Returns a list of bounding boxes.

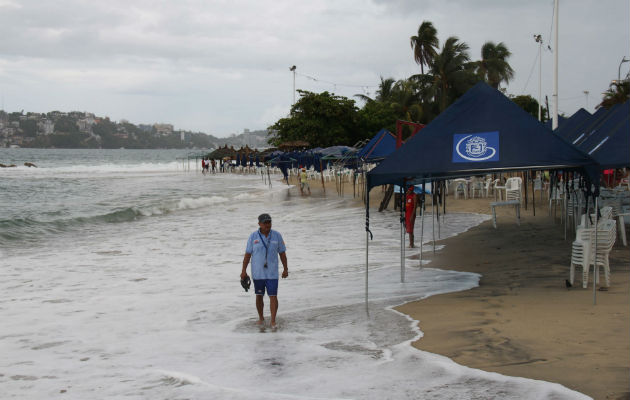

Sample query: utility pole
[289,65,296,105]
[534,34,543,121]
[618,57,629,81]
[552,0,559,130]
[583,90,589,109]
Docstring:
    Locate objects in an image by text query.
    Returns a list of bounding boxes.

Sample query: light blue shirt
[245,229,286,280]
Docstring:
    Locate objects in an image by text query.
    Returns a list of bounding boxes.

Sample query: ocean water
[0,149,588,399]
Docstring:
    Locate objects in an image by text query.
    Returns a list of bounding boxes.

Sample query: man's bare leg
[256,295,265,324]
[270,296,278,328]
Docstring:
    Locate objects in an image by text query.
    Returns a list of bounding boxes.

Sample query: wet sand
[297,174,629,399]
[395,197,630,400]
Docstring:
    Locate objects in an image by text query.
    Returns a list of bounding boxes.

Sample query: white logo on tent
[456,135,497,161]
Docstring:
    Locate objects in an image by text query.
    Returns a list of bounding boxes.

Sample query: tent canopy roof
[578,102,630,168]
[367,82,598,190]
[356,129,397,160]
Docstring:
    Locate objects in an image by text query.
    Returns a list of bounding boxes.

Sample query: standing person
[201,158,206,174]
[300,168,311,195]
[405,186,417,248]
[241,213,288,330]
[211,159,216,173]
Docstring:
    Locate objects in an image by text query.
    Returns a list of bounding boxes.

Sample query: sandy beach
[301,174,629,400]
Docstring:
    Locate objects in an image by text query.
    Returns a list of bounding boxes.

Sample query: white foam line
[157,370,354,400]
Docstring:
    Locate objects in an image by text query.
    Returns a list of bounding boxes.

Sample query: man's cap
[258,213,272,223]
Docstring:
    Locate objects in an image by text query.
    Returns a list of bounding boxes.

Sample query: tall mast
[552,0,559,129]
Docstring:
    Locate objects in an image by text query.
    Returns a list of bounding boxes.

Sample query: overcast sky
[0,0,628,137]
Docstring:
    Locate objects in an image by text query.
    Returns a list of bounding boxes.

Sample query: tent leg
[532,173,536,216]
[366,229,370,316]
[401,218,405,283]
[419,200,424,268]
[432,190,436,255]
[400,185,405,283]
[593,196,599,305]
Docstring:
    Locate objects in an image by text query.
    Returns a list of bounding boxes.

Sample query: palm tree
[476,41,514,89]
[430,36,473,112]
[598,81,630,109]
[410,21,439,75]
[354,76,397,103]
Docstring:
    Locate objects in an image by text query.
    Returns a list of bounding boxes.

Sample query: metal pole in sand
[400,185,405,283]
[593,196,599,305]
[320,160,326,193]
[562,186,569,240]
[419,183,426,268]
[532,173,536,216]
[365,189,370,317]
[432,187,436,255]
[435,183,444,239]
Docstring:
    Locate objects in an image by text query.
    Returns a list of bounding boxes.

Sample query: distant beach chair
[533,177,545,202]
[492,179,504,200]
[505,177,522,203]
[570,218,616,288]
[454,179,468,199]
[483,178,492,198]
[470,178,484,198]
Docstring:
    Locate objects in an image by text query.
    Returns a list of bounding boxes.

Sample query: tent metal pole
[532,172,536,216]
[365,189,370,317]
[593,196,599,305]
[562,188,569,240]
[400,185,405,283]
[432,186,436,255]
[420,182,426,268]
[438,183,441,239]
[366,229,370,316]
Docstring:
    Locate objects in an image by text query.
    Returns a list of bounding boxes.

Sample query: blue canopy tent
[574,103,627,150]
[561,106,615,145]
[356,129,397,161]
[544,114,567,130]
[577,102,630,168]
[553,108,591,140]
[362,83,600,313]
[367,83,598,189]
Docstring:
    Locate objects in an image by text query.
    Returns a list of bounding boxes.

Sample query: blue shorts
[253,279,278,296]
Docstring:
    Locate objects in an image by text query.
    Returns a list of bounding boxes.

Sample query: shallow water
[0,149,588,399]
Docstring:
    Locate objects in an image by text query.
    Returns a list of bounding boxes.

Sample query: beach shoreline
[300,175,629,400]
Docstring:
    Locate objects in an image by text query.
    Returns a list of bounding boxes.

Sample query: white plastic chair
[533,177,544,202]
[454,179,468,199]
[505,177,522,203]
[471,178,484,198]
[571,219,617,288]
[483,178,492,198]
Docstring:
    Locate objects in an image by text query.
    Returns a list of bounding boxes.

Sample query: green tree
[598,81,630,109]
[54,116,79,134]
[476,41,514,89]
[268,90,361,147]
[355,76,397,104]
[410,21,439,75]
[430,36,476,112]
[19,119,38,137]
[357,100,398,135]
[511,95,544,121]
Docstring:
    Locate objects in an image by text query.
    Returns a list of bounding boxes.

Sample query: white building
[37,119,55,135]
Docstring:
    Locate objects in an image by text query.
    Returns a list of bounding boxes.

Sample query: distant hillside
[0,109,272,149]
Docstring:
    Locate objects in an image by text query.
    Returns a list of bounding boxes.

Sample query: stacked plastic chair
[569,212,617,288]
[505,177,522,203]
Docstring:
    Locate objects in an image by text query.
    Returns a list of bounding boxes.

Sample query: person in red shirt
[405,186,417,248]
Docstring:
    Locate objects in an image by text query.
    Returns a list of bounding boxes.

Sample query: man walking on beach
[241,213,288,330]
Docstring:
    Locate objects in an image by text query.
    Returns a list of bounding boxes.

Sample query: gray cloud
[0,0,627,135]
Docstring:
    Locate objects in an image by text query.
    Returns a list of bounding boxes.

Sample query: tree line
[269,20,626,149]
